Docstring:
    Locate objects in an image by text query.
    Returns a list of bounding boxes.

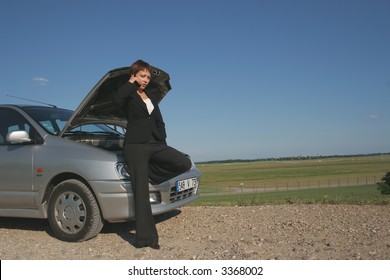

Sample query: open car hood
[59,66,171,136]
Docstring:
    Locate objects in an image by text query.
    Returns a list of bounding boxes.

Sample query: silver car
[0,66,200,242]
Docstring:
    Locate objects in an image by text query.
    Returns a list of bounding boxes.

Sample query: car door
[0,108,37,209]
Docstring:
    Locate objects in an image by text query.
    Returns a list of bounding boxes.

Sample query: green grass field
[190,185,390,206]
[192,154,390,205]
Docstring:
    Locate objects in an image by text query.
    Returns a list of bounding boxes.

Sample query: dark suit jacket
[113,82,167,144]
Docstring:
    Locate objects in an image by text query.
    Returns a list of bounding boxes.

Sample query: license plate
[176,178,198,192]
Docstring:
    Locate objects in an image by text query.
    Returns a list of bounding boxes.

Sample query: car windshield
[22,107,73,135]
[22,107,125,136]
[66,123,124,136]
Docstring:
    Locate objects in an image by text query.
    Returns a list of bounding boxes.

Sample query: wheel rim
[54,192,86,234]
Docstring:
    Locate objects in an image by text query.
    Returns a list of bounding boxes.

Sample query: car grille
[170,186,197,203]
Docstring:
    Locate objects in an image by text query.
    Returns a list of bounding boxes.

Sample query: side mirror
[6,130,31,143]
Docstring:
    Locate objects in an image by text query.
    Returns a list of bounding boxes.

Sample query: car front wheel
[48,179,103,242]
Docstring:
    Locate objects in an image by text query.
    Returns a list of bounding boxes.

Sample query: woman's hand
[129,74,138,84]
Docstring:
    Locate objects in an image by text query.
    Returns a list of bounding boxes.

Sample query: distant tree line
[196,152,390,165]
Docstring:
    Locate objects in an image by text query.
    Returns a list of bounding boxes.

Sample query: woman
[113,60,191,249]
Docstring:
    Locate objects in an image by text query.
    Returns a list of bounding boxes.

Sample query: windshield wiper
[64,131,121,136]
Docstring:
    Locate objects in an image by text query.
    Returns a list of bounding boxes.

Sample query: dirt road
[0,205,389,260]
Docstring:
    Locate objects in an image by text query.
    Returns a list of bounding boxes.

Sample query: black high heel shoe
[148,243,160,250]
[135,242,160,250]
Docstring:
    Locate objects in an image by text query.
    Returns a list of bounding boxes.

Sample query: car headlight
[115,163,131,180]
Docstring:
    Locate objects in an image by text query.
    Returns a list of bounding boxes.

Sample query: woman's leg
[148,143,192,184]
[123,144,159,248]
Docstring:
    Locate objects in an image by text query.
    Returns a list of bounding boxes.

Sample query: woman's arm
[112,81,137,106]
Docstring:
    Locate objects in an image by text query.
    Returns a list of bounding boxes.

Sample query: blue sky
[1,0,389,162]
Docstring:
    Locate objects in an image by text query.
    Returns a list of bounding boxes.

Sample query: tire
[48,179,104,242]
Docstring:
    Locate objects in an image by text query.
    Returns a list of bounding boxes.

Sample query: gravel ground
[0,205,389,260]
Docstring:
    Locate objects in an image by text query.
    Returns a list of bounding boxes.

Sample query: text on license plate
[176,178,198,192]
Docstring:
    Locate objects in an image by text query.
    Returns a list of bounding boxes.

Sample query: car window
[107,124,126,135]
[21,107,72,135]
[0,108,38,145]
[69,123,123,136]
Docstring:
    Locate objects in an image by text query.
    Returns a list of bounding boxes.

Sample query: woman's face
[135,69,151,90]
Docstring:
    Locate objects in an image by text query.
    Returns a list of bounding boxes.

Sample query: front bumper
[90,171,200,223]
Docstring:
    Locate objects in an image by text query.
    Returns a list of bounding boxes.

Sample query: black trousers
[123,140,191,246]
